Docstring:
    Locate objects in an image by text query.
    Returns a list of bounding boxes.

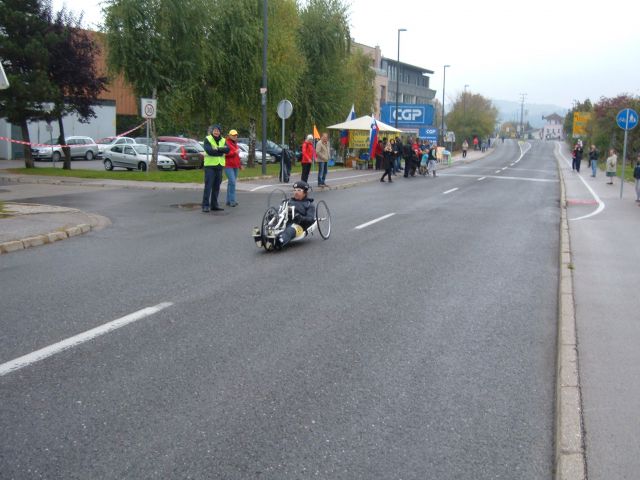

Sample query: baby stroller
[419,153,429,176]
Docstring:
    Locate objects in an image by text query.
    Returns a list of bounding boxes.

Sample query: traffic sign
[141,98,157,119]
[616,108,638,131]
[277,99,293,120]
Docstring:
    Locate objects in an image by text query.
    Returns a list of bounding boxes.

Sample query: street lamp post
[441,64,450,145]
[463,84,469,116]
[395,28,407,129]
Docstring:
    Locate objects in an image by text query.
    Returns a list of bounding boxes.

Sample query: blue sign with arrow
[616,108,638,131]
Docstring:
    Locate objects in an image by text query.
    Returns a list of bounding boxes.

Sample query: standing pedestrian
[301,134,314,183]
[588,144,599,177]
[315,132,330,187]
[573,142,584,172]
[605,148,617,185]
[473,136,479,150]
[633,154,640,203]
[224,129,241,207]
[394,137,403,173]
[380,140,394,182]
[462,139,469,158]
[428,143,438,177]
[202,124,229,212]
[374,138,384,170]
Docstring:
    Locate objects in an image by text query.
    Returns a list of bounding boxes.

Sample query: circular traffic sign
[144,103,155,117]
[277,99,293,120]
[616,108,638,131]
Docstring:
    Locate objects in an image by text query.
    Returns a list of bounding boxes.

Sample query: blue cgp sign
[616,108,638,131]
[381,103,435,127]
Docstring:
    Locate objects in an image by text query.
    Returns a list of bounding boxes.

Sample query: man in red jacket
[301,134,315,183]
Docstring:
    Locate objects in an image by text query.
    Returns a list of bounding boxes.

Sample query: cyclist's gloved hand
[293,214,303,224]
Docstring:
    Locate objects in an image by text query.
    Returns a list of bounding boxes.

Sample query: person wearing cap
[301,134,315,183]
[224,129,241,207]
[202,124,229,212]
[275,180,315,249]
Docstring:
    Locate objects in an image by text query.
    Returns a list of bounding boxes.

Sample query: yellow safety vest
[203,135,226,167]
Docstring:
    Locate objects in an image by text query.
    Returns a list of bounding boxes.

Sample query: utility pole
[519,93,527,139]
[395,28,407,129]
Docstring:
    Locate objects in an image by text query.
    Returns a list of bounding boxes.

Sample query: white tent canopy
[327,115,402,133]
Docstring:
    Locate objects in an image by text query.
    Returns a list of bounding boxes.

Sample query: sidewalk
[557,142,640,480]
[0,202,110,254]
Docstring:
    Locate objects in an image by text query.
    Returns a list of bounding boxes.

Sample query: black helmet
[292,180,309,192]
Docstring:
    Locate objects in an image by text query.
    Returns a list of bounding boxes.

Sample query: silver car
[96,136,137,157]
[31,136,99,161]
[103,144,173,171]
[238,142,275,164]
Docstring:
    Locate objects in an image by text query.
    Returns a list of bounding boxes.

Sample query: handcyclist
[275,181,316,248]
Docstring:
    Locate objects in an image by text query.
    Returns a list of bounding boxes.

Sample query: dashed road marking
[0,302,174,377]
[355,213,396,230]
[443,188,459,195]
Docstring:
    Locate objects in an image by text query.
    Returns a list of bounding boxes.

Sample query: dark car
[238,138,301,162]
[157,142,204,170]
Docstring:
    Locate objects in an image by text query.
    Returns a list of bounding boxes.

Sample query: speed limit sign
[141,98,157,119]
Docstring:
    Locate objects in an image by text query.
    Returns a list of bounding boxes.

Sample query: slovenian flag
[340,104,356,145]
[368,117,379,159]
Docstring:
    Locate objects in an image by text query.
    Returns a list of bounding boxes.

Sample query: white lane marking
[515,141,532,163]
[440,173,556,183]
[443,188,459,195]
[331,172,380,181]
[510,163,516,166]
[501,167,508,171]
[495,170,502,174]
[0,302,174,377]
[250,184,274,192]
[556,143,605,220]
[355,213,396,230]
[478,177,486,181]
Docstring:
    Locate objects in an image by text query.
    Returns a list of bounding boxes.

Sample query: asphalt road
[0,140,560,479]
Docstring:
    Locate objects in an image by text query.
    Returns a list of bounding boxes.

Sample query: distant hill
[491,99,568,128]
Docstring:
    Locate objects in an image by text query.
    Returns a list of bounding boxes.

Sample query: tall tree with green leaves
[104,0,209,169]
[445,92,498,148]
[0,0,57,167]
[294,0,354,136]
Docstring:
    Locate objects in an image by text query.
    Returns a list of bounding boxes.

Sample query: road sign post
[616,108,638,198]
[277,99,293,183]
[141,98,157,172]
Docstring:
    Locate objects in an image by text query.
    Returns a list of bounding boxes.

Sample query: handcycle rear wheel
[315,200,331,239]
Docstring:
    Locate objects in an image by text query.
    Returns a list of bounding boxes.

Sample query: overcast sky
[52,0,640,109]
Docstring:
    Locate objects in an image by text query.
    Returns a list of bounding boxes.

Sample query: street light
[441,64,450,145]
[395,28,407,129]
[463,84,469,116]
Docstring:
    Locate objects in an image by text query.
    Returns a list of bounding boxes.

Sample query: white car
[96,136,137,157]
[102,144,174,171]
[31,136,98,161]
[238,143,275,164]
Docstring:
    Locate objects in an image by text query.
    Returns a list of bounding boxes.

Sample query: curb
[0,212,111,255]
[554,153,587,479]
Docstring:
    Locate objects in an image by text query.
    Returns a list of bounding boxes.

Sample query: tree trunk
[58,116,71,170]
[20,120,34,168]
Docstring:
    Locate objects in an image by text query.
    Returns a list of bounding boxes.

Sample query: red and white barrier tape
[0,121,147,149]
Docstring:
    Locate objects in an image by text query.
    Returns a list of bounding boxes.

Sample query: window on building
[380,85,386,103]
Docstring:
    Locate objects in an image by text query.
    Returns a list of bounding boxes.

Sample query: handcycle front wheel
[315,200,331,239]
[261,207,279,249]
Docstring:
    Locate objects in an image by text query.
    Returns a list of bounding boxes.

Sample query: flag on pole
[313,124,321,140]
[368,117,379,159]
[340,104,356,146]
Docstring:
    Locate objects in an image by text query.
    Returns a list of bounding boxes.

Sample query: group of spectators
[372,137,439,182]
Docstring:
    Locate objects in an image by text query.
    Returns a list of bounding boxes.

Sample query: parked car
[157,142,204,170]
[157,136,202,146]
[133,137,151,145]
[102,144,173,171]
[96,136,136,157]
[31,136,98,161]
[238,142,275,164]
